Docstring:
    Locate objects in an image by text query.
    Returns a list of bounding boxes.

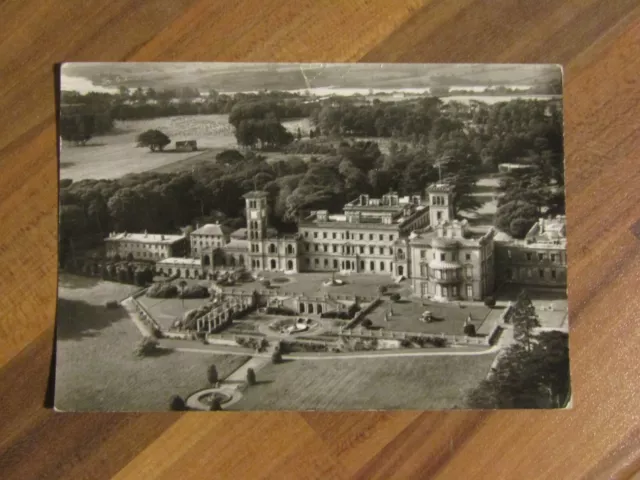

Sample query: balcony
[429,273,462,285]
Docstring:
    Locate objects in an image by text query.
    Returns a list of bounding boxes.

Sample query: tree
[246,368,256,385]
[271,350,282,364]
[134,337,158,357]
[59,113,95,146]
[390,293,401,302]
[169,395,186,411]
[495,201,538,238]
[466,331,569,409]
[137,129,171,152]
[207,364,219,385]
[511,290,541,351]
[179,280,188,308]
[463,323,476,337]
[484,296,496,308]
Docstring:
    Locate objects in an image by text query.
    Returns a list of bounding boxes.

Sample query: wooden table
[1,1,639,478]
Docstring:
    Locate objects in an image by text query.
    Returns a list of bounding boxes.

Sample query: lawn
[229,353,496,411]
[225,272,395,300]
[55,275,250,412]
[367,298,490,336]
[136,293,212,330]
[58,273,140,304]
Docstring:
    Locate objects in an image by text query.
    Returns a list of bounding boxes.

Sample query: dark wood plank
[0,1,639,479]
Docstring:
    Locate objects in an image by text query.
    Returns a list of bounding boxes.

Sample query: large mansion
[107,182,567,302]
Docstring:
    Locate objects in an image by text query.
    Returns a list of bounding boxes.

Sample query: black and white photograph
[56,62,569,412]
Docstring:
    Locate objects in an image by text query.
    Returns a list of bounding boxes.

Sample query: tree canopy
[137,129,171,152]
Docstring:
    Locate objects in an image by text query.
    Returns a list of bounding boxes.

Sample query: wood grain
[0,1,639,478]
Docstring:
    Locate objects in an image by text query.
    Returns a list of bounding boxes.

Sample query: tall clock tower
[243,191,269,270]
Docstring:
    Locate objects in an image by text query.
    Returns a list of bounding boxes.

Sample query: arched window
[380,261,385,271]
[308,303,314,314]
[287,260,293,270]
[271,259,277,269]
[269,244,276,254]
[287,244,294,255]
[238,255,244,265]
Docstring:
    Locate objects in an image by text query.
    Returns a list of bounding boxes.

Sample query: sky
[60,63,562,94]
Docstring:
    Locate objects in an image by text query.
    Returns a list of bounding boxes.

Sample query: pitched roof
[192,223,232,236]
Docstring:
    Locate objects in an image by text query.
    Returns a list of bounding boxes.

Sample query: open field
[60,114,234,181]
[368,298,490,335]
[230,353,496,410]
[60,114,313,181]
[55,274,249,411]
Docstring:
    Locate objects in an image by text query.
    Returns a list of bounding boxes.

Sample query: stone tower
[243,191,269,270]
[426,183,455,226]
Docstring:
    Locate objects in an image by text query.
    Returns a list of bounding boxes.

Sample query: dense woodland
[59,91,564,265]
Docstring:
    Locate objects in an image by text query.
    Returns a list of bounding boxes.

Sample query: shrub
[378,285,387,296]
[390,293,401,302]
[271,350,283,364]
[484,296,496,308]
[261,279,271,289]
[430,337,448,348]
[266,306,296,316]
[105,300,119,309]
[147,282,179,298]
[246,368,256,385]
[179,284,209,299]
[361,318,373,328]
[134,337,159,357]
[463,324,477,337]
[207,364,219,385]
[209,397,223,411]
[169,395,186,411]
[347,303,361,318]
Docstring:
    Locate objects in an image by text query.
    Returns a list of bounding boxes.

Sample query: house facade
[494,216,567,288]
[105,232,187,261]
[107,180,566,303]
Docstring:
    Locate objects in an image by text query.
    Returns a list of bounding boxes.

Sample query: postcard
[55,62,569,411]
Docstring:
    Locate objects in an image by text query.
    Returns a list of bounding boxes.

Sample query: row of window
[419,265,474,279]
[431,195,447,206]
[250,244,296,254]
[420,250,473,262]
[306,244,398,256]
[114,243,168,251]
[304,231,395,242]
[507,250,563,263]
[424,282,474,299]
[247,199,264,209]
[249,258,295,270]
[506,267,562,281]
[115,251,167,260]
[305,257,393,272]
